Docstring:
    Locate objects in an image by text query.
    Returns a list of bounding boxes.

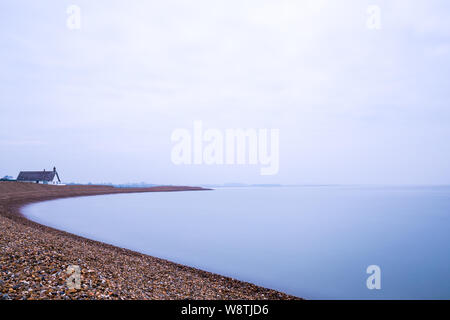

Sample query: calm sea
[23,186,450,299]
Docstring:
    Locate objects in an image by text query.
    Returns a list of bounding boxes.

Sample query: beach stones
[0,182,301,300]
[1,294,11,300]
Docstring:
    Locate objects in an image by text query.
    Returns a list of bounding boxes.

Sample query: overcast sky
[1,0,449,185]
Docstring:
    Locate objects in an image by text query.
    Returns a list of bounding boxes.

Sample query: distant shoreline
[0,181,300,300]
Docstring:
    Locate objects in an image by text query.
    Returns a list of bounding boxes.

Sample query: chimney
[53,167,56,173]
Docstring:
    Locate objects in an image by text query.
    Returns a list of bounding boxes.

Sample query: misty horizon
[1,1,450,185]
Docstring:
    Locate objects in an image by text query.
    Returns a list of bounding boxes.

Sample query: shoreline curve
[0,181,301,300]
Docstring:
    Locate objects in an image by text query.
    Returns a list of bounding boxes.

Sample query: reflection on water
[23,186,450,299]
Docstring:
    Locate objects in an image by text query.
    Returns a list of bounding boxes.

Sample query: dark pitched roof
[17,171,57,182]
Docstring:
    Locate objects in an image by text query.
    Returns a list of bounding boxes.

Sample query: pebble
[0,182,301,300]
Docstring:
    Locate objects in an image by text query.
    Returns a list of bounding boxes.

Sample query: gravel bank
[0,182,300,300]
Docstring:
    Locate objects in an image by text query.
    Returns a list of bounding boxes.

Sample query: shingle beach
[0,182,300,300]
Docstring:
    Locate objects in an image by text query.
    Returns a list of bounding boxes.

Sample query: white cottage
[17,167,62,185]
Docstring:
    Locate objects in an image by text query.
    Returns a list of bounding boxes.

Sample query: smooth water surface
[23,186,450,299]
